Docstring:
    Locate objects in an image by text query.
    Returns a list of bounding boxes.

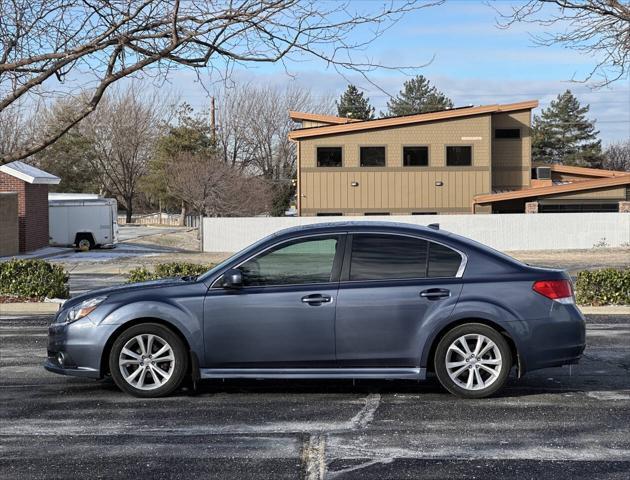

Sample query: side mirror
[222,269,243,289]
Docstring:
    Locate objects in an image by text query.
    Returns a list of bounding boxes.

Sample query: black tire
[75,233,95,251]
[434,323,512,399]
[108,323,188,398]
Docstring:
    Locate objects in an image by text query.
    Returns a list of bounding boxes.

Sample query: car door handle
[419,288,451,299]
[301,294,332,305]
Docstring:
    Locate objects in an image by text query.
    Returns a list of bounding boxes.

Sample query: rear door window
[349,234,428,280]
[427,242,462,277]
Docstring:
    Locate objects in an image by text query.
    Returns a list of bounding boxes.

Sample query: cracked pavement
[1,313,629,479]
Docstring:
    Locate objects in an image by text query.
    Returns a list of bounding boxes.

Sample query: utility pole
[210,96,216,145]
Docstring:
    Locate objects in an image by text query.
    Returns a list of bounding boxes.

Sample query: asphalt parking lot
[1,313,629,479]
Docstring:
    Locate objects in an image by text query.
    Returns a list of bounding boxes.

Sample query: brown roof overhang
[536,163,629,178]
[288,100,539,140]
[473,174,630,205]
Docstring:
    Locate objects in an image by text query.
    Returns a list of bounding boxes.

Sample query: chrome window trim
[210,232,343,288]
[345,231,468,282]
[210,229,468,289]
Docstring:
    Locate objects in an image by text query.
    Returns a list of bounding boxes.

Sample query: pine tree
[386,75,453,116]
[34,99,99,193]
[336,85,375,120]
[142,103,213,213]
[532,90,602,167]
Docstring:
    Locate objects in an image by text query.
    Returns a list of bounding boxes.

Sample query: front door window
[239,237,339,286]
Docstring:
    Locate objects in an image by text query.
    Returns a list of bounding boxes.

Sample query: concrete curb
[578,305,630,315]
[0,303,60,315]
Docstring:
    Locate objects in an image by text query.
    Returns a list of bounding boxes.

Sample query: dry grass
[509,248,630,276]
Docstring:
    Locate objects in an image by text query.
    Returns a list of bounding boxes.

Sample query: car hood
[63,278,193,309]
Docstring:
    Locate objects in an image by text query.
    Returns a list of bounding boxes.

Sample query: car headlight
[65,296,107,323]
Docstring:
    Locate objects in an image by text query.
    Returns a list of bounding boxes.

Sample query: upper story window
[495,128,521,139]
[317,147,342,167]
[403,146,429,166]
[446,146,472,166]
[360,146,386,167]
[239,236,339,286]
[348,234,464,281]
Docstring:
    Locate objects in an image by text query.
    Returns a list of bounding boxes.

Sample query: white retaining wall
[202,213,630,253]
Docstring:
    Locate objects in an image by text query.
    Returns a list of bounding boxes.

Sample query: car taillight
[532,280,574,304]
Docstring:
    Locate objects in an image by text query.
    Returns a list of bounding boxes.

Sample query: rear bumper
[520,303,586,374]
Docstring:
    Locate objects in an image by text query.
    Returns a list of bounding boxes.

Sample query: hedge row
[575,268,630,306]
[127,262,213,283]
[0,259,69,299]
[1,259,625,306]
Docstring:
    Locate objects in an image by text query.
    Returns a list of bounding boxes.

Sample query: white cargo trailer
[48,193,118,249]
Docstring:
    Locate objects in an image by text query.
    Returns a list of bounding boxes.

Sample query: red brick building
[0,161,60,252]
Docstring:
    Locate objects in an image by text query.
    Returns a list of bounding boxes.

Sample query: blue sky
[174,0,629,145]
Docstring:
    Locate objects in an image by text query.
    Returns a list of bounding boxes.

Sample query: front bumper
[45,316,116,380]
[43,359,101,378]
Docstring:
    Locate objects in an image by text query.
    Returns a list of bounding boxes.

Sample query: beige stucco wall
[491,110,531,190]
[551,172,603,183]
[0,192,19,256]
[542,186,627,201]
[301,120,332,128]
[298,114,493,215]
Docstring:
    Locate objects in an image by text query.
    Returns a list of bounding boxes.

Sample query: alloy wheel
[118,334,175,390]
[445,333,503,391]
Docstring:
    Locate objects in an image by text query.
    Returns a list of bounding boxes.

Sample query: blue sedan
[45,222,586,398]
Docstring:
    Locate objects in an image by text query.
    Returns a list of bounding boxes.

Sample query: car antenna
[428,223,440,230]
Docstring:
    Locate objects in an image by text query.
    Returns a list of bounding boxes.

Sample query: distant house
[0,161,60,252]
[288,102,630,215]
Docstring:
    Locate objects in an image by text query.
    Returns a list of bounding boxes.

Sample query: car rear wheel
[434,323,512,399]
[109,323,188,398]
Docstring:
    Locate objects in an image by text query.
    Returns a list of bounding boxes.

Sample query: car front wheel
[434,323,512,399]
[109,323,188,398]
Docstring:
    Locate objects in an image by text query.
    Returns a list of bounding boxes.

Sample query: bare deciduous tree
[216,83,333,179]
[0,103,27,157]
[494,1,630,87]
[210,83,333,214]
[166,151,272,217]
[0,0,441,163]
[81,85,170,221]
[0,99,42,157]
[603,140,630,171]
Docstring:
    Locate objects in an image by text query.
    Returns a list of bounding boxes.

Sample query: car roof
[271,221,442,237]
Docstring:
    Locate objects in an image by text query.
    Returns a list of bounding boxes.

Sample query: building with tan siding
[289,101,630,215]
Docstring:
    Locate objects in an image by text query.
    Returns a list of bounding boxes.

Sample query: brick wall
[0,192,19,256]
[0,171,50,252]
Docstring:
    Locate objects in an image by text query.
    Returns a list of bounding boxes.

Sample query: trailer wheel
[75,233,95,251]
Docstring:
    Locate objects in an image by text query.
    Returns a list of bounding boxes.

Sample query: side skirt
[199,367,426,380]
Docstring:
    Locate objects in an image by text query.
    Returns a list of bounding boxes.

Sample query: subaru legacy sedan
[45,222,585,398]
